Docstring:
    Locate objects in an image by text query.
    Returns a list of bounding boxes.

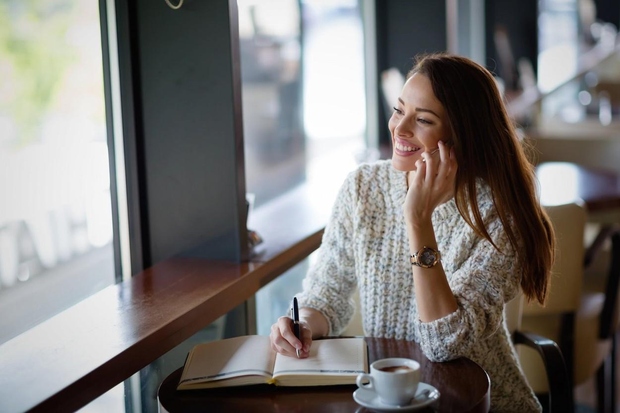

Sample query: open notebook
[177,335,368,390]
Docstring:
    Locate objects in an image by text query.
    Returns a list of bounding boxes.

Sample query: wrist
[404,208,433,225]
[299,307,329,338]
[406,218,434,239]
[405,215,433,231]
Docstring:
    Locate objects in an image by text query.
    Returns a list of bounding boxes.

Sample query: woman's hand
[404,140,459,322]
[405,140,458,225]
[270,316,312,358]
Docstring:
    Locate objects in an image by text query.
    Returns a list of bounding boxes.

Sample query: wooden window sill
[0,182,331,413]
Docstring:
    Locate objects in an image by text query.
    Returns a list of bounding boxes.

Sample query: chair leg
[596,348,616,413]
[559,312,575,390]
[611,334,616,413]
[596,361,605,413]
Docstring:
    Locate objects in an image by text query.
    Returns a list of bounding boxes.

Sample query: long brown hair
[408,53,554,304]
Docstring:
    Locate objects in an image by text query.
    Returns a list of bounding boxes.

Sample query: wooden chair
[506,295,573,413]
[519,202,620,413]
[582,223,620,412]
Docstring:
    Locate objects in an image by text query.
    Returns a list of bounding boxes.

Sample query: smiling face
[389,73,451,172]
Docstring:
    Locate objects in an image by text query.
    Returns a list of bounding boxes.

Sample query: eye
[417,117,432,125]
[392,106,404,115]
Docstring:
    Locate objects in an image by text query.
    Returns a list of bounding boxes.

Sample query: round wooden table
[158,337,490,413]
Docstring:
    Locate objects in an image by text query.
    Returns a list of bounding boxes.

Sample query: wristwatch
[410,246,441,268]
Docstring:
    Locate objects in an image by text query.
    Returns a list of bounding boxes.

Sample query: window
[238,0,306,207]
[21,1,368,410]
[537,0,620,126]
[254,0,367,336]
[0,0,115,345]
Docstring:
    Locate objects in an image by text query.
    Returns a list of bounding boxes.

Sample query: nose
[393,115,413,138]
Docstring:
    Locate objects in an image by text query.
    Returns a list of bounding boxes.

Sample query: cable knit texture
[297,160,541,412]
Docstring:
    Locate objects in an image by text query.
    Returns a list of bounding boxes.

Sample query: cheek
[387,119,396,134]
[420,131,442,146]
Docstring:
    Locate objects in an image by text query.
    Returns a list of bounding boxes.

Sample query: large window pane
[238,0,305,207]
[255,0,366,336]
[0,0,114,344]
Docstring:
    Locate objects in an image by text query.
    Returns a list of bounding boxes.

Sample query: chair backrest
[523,201,587,316]
[519,201,587,393]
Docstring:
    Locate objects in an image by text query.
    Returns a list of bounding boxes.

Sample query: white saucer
[353,382,440,412]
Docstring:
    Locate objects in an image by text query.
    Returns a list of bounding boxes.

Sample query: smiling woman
[269,53,556,413]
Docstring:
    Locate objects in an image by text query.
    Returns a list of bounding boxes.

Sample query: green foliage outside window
[0,0,76,147]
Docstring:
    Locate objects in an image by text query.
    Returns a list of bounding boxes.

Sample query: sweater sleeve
[415,216,522,362]
[295,171,359,336]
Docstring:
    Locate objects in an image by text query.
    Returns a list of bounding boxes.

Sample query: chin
[390,156,416,172]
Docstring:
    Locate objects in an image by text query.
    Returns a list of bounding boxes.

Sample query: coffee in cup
[356,357,421,406]
[378,365,414,373]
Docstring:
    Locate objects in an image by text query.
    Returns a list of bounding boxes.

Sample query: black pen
[291,297,301,358]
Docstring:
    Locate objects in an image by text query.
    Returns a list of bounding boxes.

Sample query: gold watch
[410,246,441,268]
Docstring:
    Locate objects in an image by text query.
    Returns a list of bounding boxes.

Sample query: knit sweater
[297,160,541,412]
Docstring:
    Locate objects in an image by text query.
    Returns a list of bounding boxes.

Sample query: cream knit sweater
[297,160,541,412]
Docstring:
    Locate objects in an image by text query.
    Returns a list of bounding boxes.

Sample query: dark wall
[117,0,248,270]
[376,0,447,75]
[595,0,620,28]
[485,0,538,88]
[375,0,447,146]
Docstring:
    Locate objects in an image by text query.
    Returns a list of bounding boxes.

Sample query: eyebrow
[398,98,440,118]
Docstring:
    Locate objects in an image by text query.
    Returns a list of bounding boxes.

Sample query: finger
[421,150,438,180]
[420,148,439,164]
[438,141,458,178]
[297,325,313,358]
[446,145,458,177]
[412,159,426,184]
[302,323,313,350]
[280,316,303,348]
[271,336,297,357]
[434,141,450,179]
[438,140,447,162]
[271,317,301,356]
[270,323,293,355]
[281,320,312,358]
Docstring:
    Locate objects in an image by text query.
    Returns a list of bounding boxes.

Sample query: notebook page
[179,335,275,385]
[272,337,367,377]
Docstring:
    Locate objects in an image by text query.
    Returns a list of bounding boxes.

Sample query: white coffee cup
[356,357,421,406]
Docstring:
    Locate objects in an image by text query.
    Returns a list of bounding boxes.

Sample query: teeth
[395,141,419,152]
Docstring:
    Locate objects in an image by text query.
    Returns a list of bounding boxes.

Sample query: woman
[270,53,554,412]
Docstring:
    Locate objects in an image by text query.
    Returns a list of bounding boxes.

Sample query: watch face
[419,248,437,266]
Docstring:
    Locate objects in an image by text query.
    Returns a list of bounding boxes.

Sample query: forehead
[400,73,445,115]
